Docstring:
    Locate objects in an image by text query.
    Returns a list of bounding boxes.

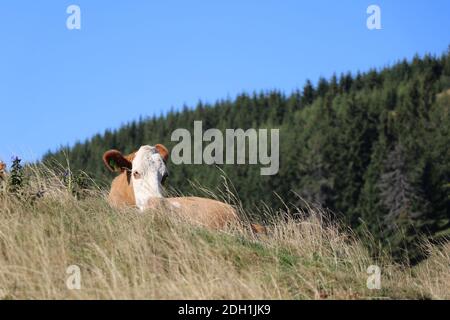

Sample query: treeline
[44,49,450,262]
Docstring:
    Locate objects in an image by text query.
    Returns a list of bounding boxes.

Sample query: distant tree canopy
[43,49,450,262]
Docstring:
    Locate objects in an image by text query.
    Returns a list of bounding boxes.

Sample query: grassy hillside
[0,165,448,299]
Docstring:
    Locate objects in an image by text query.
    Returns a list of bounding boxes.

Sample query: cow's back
[150,197,239,229]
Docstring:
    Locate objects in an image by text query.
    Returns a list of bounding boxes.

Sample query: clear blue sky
[0,0,449,165]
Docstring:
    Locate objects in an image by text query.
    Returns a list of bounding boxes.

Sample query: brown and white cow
[0,161,6,181]
[103,145,240,229]
[0,161,6,192]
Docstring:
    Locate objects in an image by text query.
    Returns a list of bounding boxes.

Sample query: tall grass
[0,163,448,299]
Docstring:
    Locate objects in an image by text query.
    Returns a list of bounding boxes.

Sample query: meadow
[0,164,448,300]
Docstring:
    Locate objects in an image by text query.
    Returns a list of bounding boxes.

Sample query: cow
[0,161,6,191]
[102,145,243,230]
[0,161,6,181]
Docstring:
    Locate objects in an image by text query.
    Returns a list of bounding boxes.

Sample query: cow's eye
[133,171,141,179]
[162,172,169,184]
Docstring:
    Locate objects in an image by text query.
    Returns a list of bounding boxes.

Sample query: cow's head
[103,144,169,210]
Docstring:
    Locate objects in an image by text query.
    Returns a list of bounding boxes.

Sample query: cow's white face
[131,145,169,211]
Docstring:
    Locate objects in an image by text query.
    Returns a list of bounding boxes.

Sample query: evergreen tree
[302,80,315,105]
[378,144,422,227]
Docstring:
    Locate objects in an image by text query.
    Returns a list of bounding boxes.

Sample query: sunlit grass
[0,163,448,299]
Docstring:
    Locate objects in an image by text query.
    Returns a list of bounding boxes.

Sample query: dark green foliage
[378,144,423,225]
[43,49,450,262]
[8,156,24,195]
[62,169,93,200]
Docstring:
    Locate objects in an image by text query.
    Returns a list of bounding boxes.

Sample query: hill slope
[0,168,448,299]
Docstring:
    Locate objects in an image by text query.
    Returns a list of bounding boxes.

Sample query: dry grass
[0,165,448,300]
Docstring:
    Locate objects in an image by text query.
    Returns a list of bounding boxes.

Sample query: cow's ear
[155,144,169,163]
[103,150,132,173]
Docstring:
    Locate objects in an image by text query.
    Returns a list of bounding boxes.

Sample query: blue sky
[0,0,449,166]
